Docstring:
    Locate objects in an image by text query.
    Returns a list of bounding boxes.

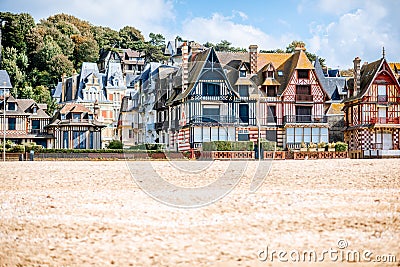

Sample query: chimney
[182,42,189,90]
[249,45,258,74]
[353,57,361,96]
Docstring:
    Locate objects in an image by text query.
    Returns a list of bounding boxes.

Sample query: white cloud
[307,0,400,68]
[0,0,176,39]
[180,12,290,51]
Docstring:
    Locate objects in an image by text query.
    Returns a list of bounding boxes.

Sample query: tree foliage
[203,40,247,52]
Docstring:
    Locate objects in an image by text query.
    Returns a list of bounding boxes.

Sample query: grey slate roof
[0,70,13,88]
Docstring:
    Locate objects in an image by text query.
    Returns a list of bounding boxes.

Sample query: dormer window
[239,85,249,97]
[267,71,274,78]
[239,70,246,77]
[7,102,16,111]
[88,114,93,121]
[32,106,37,114]
[61,114,66,120]
[72,113,81,122]
[298,70,309,79]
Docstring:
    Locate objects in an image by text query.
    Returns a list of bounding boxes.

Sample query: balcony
[368,117,400,124]
[284,115,327,124]
[28,129,48,135]
[188,115,237,124]
[295,94,313,102]
[377,95,388,103]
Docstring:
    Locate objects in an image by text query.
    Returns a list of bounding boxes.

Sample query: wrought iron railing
[188,115,238,124]
[284,115,327,123]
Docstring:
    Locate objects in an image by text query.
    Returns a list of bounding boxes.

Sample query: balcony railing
[377,95,388,103]
[295,94,313,102]
[284,115,327,124]
[28,129,48,135]
[368,117,400,124]
[188,115,237,124]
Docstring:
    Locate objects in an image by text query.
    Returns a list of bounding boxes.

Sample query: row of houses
[1,43,400,158]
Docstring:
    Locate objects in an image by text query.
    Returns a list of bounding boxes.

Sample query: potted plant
[308,142,317,152]
[317,142,326,152]
[328,142,336,152]
[300,142,307,152]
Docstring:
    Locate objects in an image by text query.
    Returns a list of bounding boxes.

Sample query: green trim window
[8,118,16,130]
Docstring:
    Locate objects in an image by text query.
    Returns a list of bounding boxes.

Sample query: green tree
[31,35,62,69]
[140,33,168,63]
[91,25,120,49]
[2,47,28,91]
[119,26,144,49]
[0,12,35,54]
[71,34,99,69]
[48,54,74,82]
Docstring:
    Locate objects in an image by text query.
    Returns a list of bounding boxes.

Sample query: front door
[383,131,393,150]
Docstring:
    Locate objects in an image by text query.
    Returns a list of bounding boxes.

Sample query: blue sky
[1,0,399,68]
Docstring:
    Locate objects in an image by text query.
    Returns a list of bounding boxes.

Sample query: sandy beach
[0,159,399,266]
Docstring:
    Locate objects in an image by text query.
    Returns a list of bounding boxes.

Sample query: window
[277,71,283,76]
[267,86,276,97]
[296,106,312,122]
[286,127,328,144]
[298,70,309,79]
[73,131,86,149]
[8,118,16,130]
[89,132,94,149]
[238,129,249,141]
[7,102,16,111]
[32,106,37,114]
[32,120,40,130]
[202,105,220,122]
[266,130,277,142]
[88,114,93,121]
[239,104,249,124]
[239,70,246,77]
[72,113,80,122]
[63,131,69,148]
[267,106,276,123]
[61,114,66,120]
[129,129,133,139]
[238,85,249,97]
[202,83,220,96]
[267,71,274,78]
[378,85,387,102]
[296,85,311,95]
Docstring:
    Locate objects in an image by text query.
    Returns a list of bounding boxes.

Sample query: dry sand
[0,159,399,266]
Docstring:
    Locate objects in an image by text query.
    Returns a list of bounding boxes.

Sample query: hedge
[202,141,254,151]
[335,142,348,152]
[129,143,166,151]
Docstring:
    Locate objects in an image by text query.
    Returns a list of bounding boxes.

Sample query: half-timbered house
[343,53,400,158]
[159,43,330,151]
[46,103,105,149]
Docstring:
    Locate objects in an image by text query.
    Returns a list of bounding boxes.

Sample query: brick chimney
[249,45,258,74]
[182,42,189,90]
[353,57,361,96]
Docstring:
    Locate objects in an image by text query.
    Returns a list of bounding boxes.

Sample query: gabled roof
[59,103,92,114]
[174,47,237,101]
[346,57,400,101]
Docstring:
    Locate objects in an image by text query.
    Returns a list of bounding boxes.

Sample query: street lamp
[2,82,5,162]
